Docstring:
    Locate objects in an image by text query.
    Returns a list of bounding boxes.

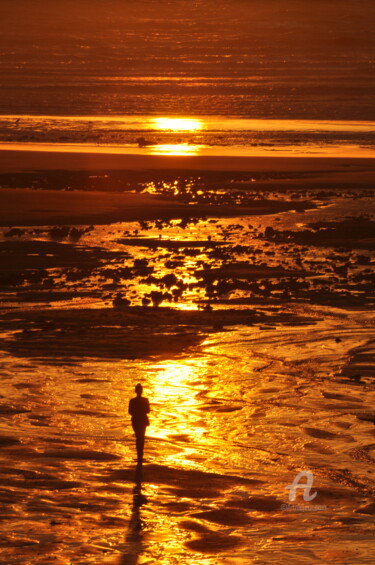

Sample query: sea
[1,0,375,151]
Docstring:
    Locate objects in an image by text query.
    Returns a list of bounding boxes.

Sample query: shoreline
[1,144,375,174]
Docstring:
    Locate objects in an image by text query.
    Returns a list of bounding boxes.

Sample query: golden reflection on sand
[146,143,204,155]
[148,359,208,464]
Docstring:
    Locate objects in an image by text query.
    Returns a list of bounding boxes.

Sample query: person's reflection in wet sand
[119,466,147,565]
[128,383,150,463]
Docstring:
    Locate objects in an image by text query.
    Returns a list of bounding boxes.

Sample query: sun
[152,117,203,132]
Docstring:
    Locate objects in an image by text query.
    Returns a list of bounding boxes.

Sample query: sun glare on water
[152,117,203,132]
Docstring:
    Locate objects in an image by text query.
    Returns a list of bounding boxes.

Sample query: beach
[0,141,374,564]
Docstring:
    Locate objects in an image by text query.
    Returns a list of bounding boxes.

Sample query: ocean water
[1,0,374,156]
[0,0,375,120]
[1,0,375,155]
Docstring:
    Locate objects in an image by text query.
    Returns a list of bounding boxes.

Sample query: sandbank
[0,143,373,226]
[1,143,375,173]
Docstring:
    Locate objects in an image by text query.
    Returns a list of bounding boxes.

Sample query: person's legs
[132,424,146,461]
[136,432,144,461]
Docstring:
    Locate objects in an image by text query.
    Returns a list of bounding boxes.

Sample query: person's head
[135,383,143,396]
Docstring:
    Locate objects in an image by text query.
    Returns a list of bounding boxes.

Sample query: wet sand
[0,187,315,227]
[0,146,374,564]
[2,143,375,172]
[1,144,374,227]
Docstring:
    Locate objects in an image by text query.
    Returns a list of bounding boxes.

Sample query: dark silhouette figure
[128,383,150,463]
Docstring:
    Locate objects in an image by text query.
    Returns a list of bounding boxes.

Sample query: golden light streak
[146,144,203,155]
[147,359,208,462]
[151,117,203,132]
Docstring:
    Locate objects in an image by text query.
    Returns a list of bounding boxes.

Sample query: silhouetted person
[128,383,150,463]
